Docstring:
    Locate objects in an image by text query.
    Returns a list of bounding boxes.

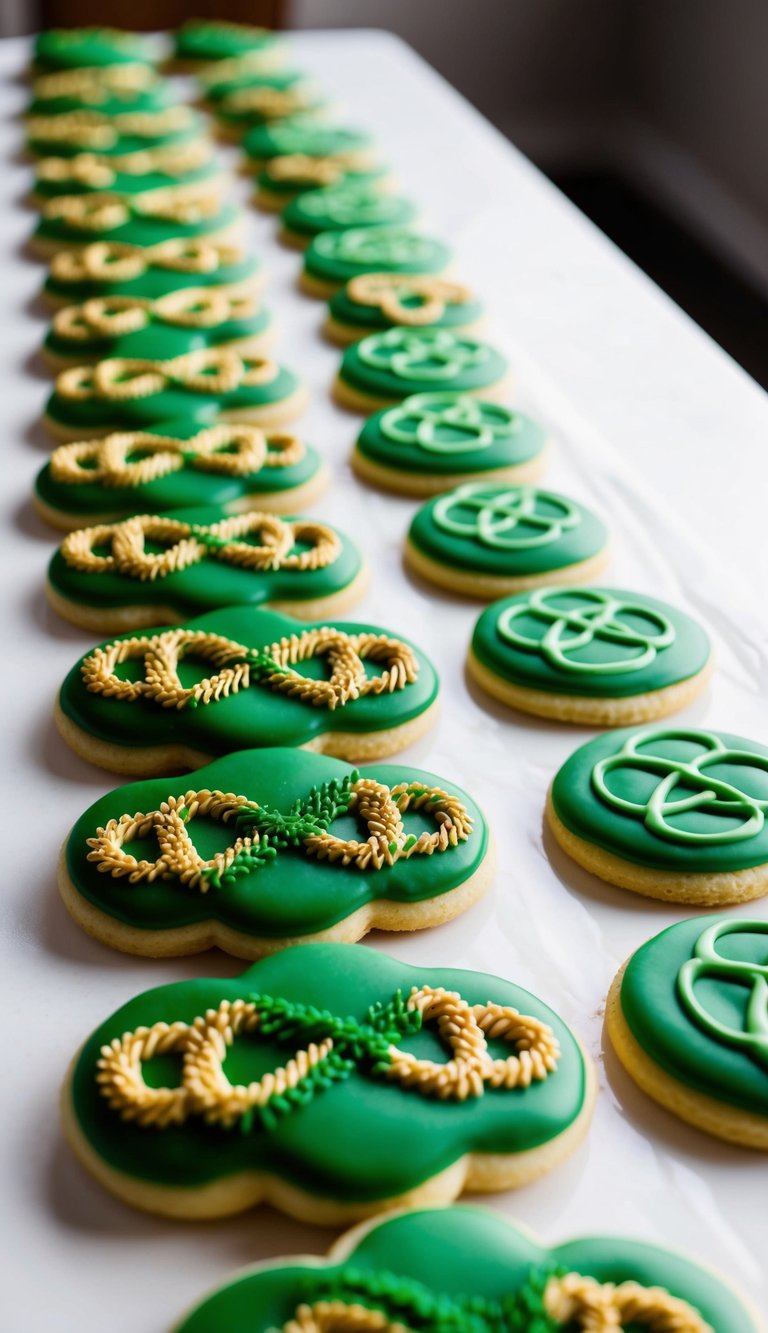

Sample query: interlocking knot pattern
[314,229,435,267]
[380,393,516,453]
[60,511,341,582]
[677,919,768,1070]
[358,329,488,382]
[52,289,259,343]
[27,105,194,150]
[55,347,279,402]
[348,275,472,328]
[591,729,768,846]
[296,185,394,228]
[50,238,245,284]
[265,152,362,188]
[541,1272,712,1332]
[434,484,582,550]
[497,588,676,675]
[81,624,418,711]
[50,426,302,489]
[42,183,223,232]
[37,141,212,191]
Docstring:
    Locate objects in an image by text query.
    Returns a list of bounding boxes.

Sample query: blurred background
[8,0,767,386]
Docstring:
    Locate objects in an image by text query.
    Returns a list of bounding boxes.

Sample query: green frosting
[340,330,506,400]
[33,28,157,71]
[258,164,386,204]
[69,946,584,1203]
[65,749,488,937]
[472,587,711,698]
[243,119,375,164]
[305,230,451,287]
[43,250,261,305]
[205,69,312,105]
[36,417,319,521]
[356,395,543,475]
[34,199,241,251]
[33,159,219,203]
[552,727,768,871]
[282,185,416,239]
[27,85,174,117]
[57,605,438,754]
[173,1205,753,1332]
[330,284,484,335]
[621,914,768,1117]
[175,21,285,63]
[217,94,328,132]
[27,117,202,160]
[409,483,608,576]
[43,305,272,364]
[47,502,362,617]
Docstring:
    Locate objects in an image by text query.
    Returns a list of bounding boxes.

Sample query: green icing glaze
[621,914,768,1117]
[217,93,328,132]
[205,69,311,104]
[33,160,219,203]
[36,417,319,520]
[65,750,488,936]
[258,164,386,203]
[27,85,174,117]
[47,502,362,617]
[43,250,261,305]
[409,484,608,576]
[43,305,271,364]
[356,395,543,475]
[69,944,583,1199]
[175,21,285,62]
[173,1205,753,1332]
[243,120,375,164]
[552,727,768,871]
[305,230,451,287]
[341,330,506,399]
[33,28,157,71]
[329,283,484,335]
[27,119,202,160]
[282,185,416,238]
[57,606,439,753]
[472,587,710,699]
[34,199,241,251]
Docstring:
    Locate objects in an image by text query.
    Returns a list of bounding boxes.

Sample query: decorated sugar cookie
[302,228,451,300]
[26,106,204,159]
[215,84,328,136]
[43,239,263,308]
[202,61,314,107]
[27,64,171,116]
[43,349,306,441]
[326,272,485,344]
[30,189,243,261]
[59,750,492,956]
[174,19,286,69]
[406,482,609,598]
[55,606,439,773]
[280,185,417,249]
[469,587,712,724]
[31,142,220,206]
[243,120,377,172]
[41,290,274,371]
[172,1204,759,1332]
[608,915,768,1148]
[35,422,325,530]
[352,394,547,496]
[46,504,365,632]
[33,27,157,73]
[256,156,389,212]
[548,726,768,905]
[63,945,591,1221]
[334,329,509,412]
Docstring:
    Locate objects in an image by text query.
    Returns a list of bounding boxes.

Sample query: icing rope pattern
[55,347,279,401]
[81,624,418,711]
[50,237,246,283]
[265,152,365,188]
[36,141,213,190]
[32,64,156,102]
[86,774,471,887]
[357,330,489,382]
[314,229,433,266]
[27,106,194,150]
[348,274,472,328]
[60,511,340,581]
[677,919,768,1070]
[591,729,768,846]
[433,484,582,550]
[50,426,301,488]
[96,980,556,1129]
[52,289,260,342]
[380,393,516,453]
[497,588,676,676]
[42,183,224,232]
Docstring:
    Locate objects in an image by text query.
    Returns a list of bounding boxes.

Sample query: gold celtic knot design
[60,511,341,581]
[27,105,195,150]
[32,64,156,102]
[433,483,582,549]
[264,152,365,188]
[49,426,303,487]
[677,919,768,1069]
[42,183,224,232]
[222,85,317,119]
[381,393,516,453]
[497,588,676,675]
[50,238,245,284]
[348,274,472,327]
[56,347,279,402]
[36,141,212,191]
[358,329,488,382]
[542,1272,712,1332]
[52,289,259,342]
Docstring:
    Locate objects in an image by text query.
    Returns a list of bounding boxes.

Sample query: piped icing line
[48,289,264,346]
[48,425,302,486]
[54,349,283,402]
[47,237,256,288]
[38,183,227,235]
[30,63,159,102]
[677,918,768,1069]
[33,141,215,195]
[27,105,200,152]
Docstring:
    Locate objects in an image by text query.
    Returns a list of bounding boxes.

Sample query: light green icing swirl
[497,587,675,676]
[677,919,768,1069]
[359,330,490,384]
[434,484,581,551]
[379,394,518,454]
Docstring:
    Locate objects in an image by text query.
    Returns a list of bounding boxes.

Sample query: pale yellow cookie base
[39,325,277,374]
[545,789,768,905]
[26,215,246,263]
[32,460,330,533]
[298,269,345,300]
[277,225,311,251]
[43,383,309,443]
[403,536,611,601]
[323,312,486,348]
[351,441,549,498]
[53,692,441,776]
[332,370,515,415]
[44,559,369,634]
[466,646,713,725]
[606,965,768,1149]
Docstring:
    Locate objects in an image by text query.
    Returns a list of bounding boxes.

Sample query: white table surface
[2,28,768,1332]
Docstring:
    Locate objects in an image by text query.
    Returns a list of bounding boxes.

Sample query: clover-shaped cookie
[43,239,263,308]
[30,186,243,260]
[60,749,492,956]
[301,227,451,299]
[335,329,510,412]
[63,944,590,1221]
[326,273,485,345]
[171,1203,758,1331]
[55,605,439,773]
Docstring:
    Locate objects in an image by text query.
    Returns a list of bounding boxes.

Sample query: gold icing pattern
[543,1272,713,1331]
[27,106,196,150]
[346,274,471,327]
[50,237,245,283]
[52,289,259,342]
[36,141,213,191]
[55,347,279,401]
[42,183,224,232]
[50,425,299,487]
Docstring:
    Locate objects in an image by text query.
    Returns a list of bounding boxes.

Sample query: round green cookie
[549,726,768,905]
[353,393,547,495]
[43,242,263,307]
[33,27,157,72]
[46,502,364,633]
[31,194,243,260]
[326,273,484,344]
[174,20,286,66]
[303,228,451,300]
[608,914,768,1149]
[281,184,417,247]
[172,1205,757,1332]
[406,482,609,598]
[469,586,712,724]
[243,119,376,170]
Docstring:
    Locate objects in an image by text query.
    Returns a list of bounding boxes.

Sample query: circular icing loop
[677,919,768,1069]
[380,393,516,454]
[543,1271,712,1332]
[37,140,212,190]
[49,425,295,487]
[296,184,394,227]
[304,778,472,869]
[434,484,582,551]
[283,1303,410,1333]
[591,729,768,846]
[37,153,117,190]
[348,274,471,327]
[473,1000,561,1088]
[314,229,433,266]
[49,238,243,284]
[96,1020,192,1127]
[357,329,489,383]
[52,289,258,342]
[55,348,280,401]
[497,588,677,676]
[42,182,223,232]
